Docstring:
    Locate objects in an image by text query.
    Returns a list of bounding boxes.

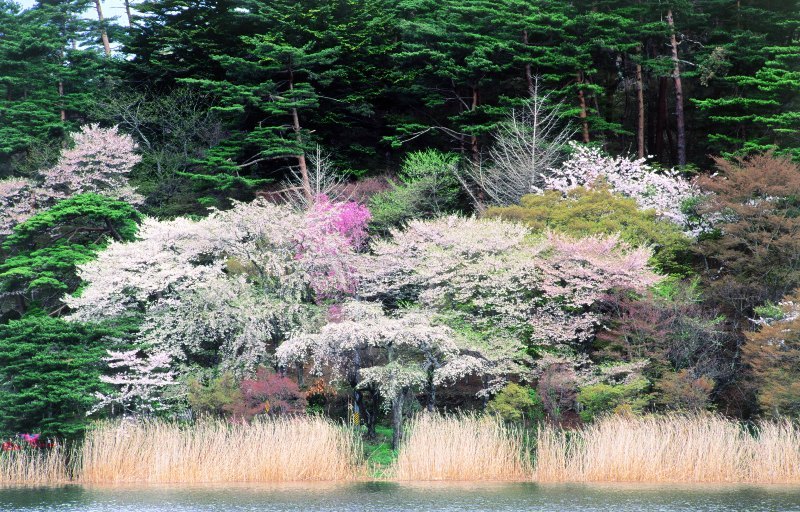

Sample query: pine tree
[0,316,129,439]
[0,194,141,318]
[0,0,110,173]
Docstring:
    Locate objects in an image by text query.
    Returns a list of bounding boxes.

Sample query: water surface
[2,482,800,511]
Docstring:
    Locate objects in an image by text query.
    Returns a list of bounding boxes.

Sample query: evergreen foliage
[0,194,142,317]
[0,316,121,439]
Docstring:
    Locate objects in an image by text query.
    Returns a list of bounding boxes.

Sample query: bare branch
[462,77,575,207]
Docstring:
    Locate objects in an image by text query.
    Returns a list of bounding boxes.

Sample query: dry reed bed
[534,414,800,483]
[3,414,800,485]
[0,445,70,484]
[78,416,363,483]
[392,414,531,481]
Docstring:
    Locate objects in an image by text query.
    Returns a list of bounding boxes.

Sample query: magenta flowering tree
[296,195,371,299]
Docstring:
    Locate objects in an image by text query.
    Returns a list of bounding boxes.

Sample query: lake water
[1,482,800,511]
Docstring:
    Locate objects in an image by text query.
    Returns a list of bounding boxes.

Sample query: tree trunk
[288,65,312,201]
[470,86,480,167]
[666,9,686,166]
[426,370,436,412]
[94,0,111,56]
[656,76,668,160]
[635,55,646,159]
[576,71,590,143]
[523,30,534,95]
[391,391,406,450]
[58,80,65,121]
[124,0,133,26]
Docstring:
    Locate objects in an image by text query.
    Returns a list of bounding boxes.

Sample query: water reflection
[1,482,799,511]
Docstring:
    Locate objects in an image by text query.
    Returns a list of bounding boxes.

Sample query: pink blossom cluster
[0,178,38,235]
[309,194,372,248]
[0,125,142,236]
[296,195,371,299]
[91,349,177,415]
[360,216,662,349]
[41,124,142,204]
[544,143,698,233]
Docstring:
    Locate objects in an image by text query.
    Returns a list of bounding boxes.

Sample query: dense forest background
[2,0,798,206]
[1,0,799,442]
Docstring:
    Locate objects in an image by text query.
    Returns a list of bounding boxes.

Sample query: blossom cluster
[0,125,142,235]
[68,198,368,379]
[0,178,38,235]
[544,143,698,233]
[359,215,661,349]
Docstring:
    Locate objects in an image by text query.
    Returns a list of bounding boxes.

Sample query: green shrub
[487,382,545,424]
[485,187,692,275]
[369,150,462,233]
[187,371,243,417]
[577,377,650,422]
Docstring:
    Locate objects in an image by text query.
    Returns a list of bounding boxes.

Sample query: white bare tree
[281,145,350,208]
[464,77,574,207]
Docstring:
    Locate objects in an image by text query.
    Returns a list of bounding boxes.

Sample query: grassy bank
[3,414,799,484]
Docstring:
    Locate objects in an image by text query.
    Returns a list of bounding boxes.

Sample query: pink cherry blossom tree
[40,124,143,204]
[68,198,370,402]
[91,349,178,416]
[277,301,480,448]
[359,216,661,350]
[0,124,143,236]
[0,178,39,235]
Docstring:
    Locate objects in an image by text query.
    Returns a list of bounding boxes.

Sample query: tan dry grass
[0,445,70,485]
[78,416,363,484]
[534,413,800,483]
[391,414,531,481]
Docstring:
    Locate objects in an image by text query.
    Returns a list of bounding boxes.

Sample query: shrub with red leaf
[230,367,306,421]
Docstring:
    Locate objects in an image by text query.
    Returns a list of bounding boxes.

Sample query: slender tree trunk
[94,0,111,56]
[576,71,590,143]
[470,86,480,166]
[426,370,436,413]
[391,391,406,449]
[736,0,741,29]
[16,295,26,316]
[58,80,65,121]
[288,65,312,201]
[666,9,686,166]
[523,30,534,94]
[656,76,668,160]
[635,54,646,158]
[124,0,133,26]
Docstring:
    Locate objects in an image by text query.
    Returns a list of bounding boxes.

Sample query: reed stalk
[77,416,363,484]
[391,413,531,481]
[0,444,70,484]
[533,413,800,483]
[3,413,799,484]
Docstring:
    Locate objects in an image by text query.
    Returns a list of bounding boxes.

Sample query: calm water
[1,482,800,511]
